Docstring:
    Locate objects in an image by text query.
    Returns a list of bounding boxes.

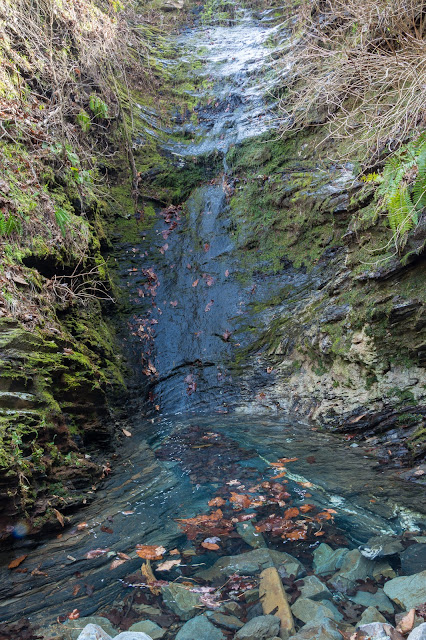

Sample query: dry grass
[277,0,426,164]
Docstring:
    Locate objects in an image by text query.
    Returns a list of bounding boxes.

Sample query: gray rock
[161,583,201,620]
[313,544,349,575]
[175,615,226,640]
[299,575,332,601]
[408,623,426,640]
[128,621,165,638]
[350,588,394,614]
[360,535,404,559]
[291,597,343,624]
[244,588,260,604]
[76,625,112,640]
[383,570,426,609]
[246,602,263,621]
[357,622,391,639]
[288,618,342,640]
[373,560,396,580]
[358,607,386,625]
[235,615,280,640]
[64,617,118,640]
[114,633,154,640]
[329,549,375,592]
[195,548,303,581]
[131,605,162,618]
[221,601,244,617]
[206,611,244,630]
[401,544,426,575]
[236,520,267,548]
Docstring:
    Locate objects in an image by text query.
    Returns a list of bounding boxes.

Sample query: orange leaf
[77,522,88,530]
[8,555,27,569]
[169,548,180,556]
[68,609,80,620]
[135,545,166,560]
[299,504,314,513]
[284,507,300,519]
[229,493,252,509]
[53,508,65,527]
[208,497,226,507]
[278,457,298,463]
[314,530,325,536]
[396,608,415,634]
[201,541,220,550]
[110,558,127,570]
[272,471,287,479]
[284,528,307,540]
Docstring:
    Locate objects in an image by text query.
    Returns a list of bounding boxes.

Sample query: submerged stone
[358,607,386,626]
[383,570,426,609]
[288,618,342,640]
[259,566,295,638]
[329,549,375,592]
[313,544,349,575]
[161,583,201,620]
[360,535,404,559]
[291,597,343,624]
[195,548,303,581]
[234,615,280,640]
[299,575,332,601]
[206,611,244,630]
[175,614,226,640]
[400,544,426,575]
[65,617,118,640]
[128,620,165,638]
[236,520,267,548]
[350,588,394,614]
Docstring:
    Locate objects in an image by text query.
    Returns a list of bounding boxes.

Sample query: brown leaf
[230,492,252,509]
[201,541,220,551]
[192,279,199,287]
[68,609,80,620]
[383,625,405,640]
[396,609,415,634]
[169,548,180,555]
[208,497,226,507]
[53,508,65,527]
[86,548,109,559]
[77,522,88,530]
[157,559,182,571]
[135,544,166,560]
[205,299,214,312]
[100,526,113,534]
[222,330,232,341]
[117,552,131,560]
[8,555,27,569]
[72,584,81,596]
[110,558,127,570]
[141,561,161,595]
[170,300,178,307]
[284,507,300,519]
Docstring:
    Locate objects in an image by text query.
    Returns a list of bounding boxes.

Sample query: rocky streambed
[2,3,426,639]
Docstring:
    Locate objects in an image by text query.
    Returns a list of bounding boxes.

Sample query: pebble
[175,614,225,640]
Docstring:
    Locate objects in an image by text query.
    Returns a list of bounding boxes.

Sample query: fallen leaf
[222,330,232,341]
[170,300,178,307]
[208,497,226,507]
[72,585,81,596]
[100,526,113,534]
[122,510,134,515]
[272,471,287,479]
[230,492,252,509]
[284,507,300,519]
[68,609,80,620]
[53,508,65,527]
[77,522,88,530]
[192,279,199,287]
[118,552,131,560]
[157,559,182,571]
[201,541,220,550]
[299,504,314,513]
[266,367,273,374]
[396,608,415,634]
[314,530,326,536]
[204,243,210,252]
[86,548,109,559]
[8,555,27,569]
[224,269,229,277]
[122,429,132,437]
[205,300,214,312]
[135,544,166,560]
[141,561,161,595]
[110,558,127,570]
[169,548,180,555]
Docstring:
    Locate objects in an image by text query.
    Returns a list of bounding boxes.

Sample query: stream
[1,5,425,636]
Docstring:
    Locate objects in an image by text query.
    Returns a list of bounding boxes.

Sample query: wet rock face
[383,570,426,609]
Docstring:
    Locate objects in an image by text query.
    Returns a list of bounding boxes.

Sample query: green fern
[0,212,22,237]
[377,134,426,248]
[55,207,71,237]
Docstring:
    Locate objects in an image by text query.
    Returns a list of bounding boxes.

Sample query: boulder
[408,623,426,640]
[161,583,201,620]
[259,567,295,638]
[313,544,349,575]
[360,535,404,559]
[195,549,303,581]
[401,544,426,575]
[206,611,244,630]
[329,550,375,592]
[383,570,426,609]
[291,597,343,624]
[236,520,267,548]
[235,615,280,640]
[299,575,332,601]
[76,625,112,640]
[159,0,184,10]
[128,621,165,638]
[357,622,390,639]
[358,607,386,625]
[66,618,117,640]
[288,618,342,640]
[351,588,394,614]
[114,633,154,640]
[175,615,225,640]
